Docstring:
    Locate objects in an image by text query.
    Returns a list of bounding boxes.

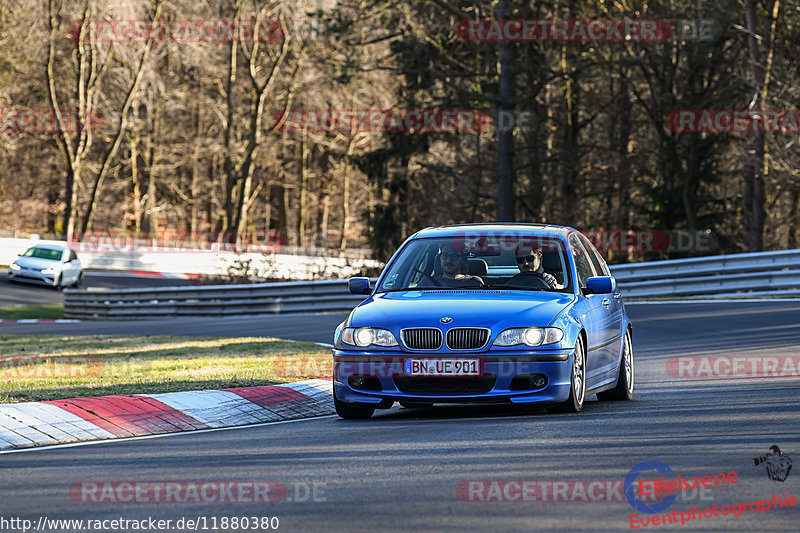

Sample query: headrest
[466,258,488,276]
[541,251,562,271]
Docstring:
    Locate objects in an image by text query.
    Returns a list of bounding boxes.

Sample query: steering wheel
[505,271,551,289]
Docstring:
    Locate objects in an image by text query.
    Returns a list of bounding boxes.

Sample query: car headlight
[493,327,564,347]
[341,327,398,347]
[9,263,21,271]
[41,267,56,275]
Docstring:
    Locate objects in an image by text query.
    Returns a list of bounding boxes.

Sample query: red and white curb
[0,378,333,450]
[0,319,80,324]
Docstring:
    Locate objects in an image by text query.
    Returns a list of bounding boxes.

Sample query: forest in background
[0,0,798,263]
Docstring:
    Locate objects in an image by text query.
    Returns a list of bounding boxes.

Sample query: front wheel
[597,330,634,401]
[53,274,62,290]
[334,390,375,419]
[72,272,83,288]
[551,335,586,413]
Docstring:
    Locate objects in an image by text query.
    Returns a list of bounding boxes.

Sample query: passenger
[417,244,484,288]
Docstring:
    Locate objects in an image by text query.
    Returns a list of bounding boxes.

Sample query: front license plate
[404,358,481,376]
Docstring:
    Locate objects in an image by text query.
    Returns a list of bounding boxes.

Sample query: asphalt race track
[1,301,799,532]
[0,272,193,307]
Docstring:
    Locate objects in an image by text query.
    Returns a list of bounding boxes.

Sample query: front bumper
[8,268,58,286]
[333,348,574,406]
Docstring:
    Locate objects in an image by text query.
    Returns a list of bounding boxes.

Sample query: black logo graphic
[753,445,792,482]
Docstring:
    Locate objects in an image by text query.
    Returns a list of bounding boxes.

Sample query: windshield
[22,247,63,261]
[377,235,572,293]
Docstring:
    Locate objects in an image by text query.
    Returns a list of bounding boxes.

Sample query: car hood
[12,256,61,270]
[349,290,575,330]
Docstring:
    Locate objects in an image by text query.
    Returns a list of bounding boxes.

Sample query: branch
[416,162,495,199]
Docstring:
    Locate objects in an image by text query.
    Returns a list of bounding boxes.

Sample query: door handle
[613,292,622,299]
[602,298,610,307]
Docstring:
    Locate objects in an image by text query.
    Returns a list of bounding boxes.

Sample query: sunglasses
[516,255,538,264]
[441,252,463,260]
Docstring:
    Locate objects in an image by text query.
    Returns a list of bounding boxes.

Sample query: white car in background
[7,244,83,289]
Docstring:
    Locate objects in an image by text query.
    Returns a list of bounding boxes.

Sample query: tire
[72,272,83,288]
[551,334,586,413]
[597,329,634,401]
[399,402,433,409]
[53,274,62,290]
[334,390,375,419]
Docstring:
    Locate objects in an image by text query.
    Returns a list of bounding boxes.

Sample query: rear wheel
[551,335,586,413]
[597,329,634,401]
[334,390,375,419]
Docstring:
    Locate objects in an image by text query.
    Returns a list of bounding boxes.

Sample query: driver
[509,244,558,288]
[417,243,484,288]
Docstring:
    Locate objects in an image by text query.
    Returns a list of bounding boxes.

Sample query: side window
[69,250,78,262]
[569,235,595,288]
[578,234,609,276]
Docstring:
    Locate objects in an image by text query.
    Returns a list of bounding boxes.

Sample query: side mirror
[348,277,371,295]
[584,276,616,295]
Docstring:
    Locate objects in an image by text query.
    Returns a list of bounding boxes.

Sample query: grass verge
[0,335,330,403]
[0,304,64,320]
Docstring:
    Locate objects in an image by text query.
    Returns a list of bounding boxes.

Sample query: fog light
[350,376,365,388]
[530,374,548,388]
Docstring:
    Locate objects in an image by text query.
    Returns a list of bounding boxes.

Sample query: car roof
[412,223,575,239]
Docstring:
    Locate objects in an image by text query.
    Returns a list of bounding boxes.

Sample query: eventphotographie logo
[754,446,793,482]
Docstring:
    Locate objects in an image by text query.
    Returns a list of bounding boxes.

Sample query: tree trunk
[296,128,309,247]
[743,0,780,251]
[339,137,355,250]
[496,0,515,221]
[277,184,290,246]
[222,30,238,234]
[788,186,799,249]
[130,129,142,233]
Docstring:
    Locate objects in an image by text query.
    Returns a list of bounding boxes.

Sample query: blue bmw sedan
[333,224,633,418]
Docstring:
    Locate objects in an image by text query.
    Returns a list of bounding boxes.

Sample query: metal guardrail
[64,280,372,319]
[610,249,800,298]
[64,250,800,319]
